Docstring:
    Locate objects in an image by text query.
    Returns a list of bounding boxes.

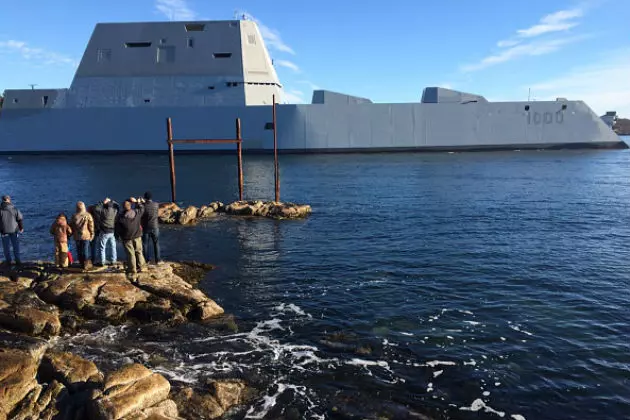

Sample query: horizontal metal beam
[170,139,242,144]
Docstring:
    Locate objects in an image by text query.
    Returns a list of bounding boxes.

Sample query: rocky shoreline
[158,200,312,225]
[0,262,249,420]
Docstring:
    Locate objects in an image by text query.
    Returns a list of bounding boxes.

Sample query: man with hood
[70,201,95,270]
[116,198,146,275]
[94,197,120,266]
[0,195,24,266]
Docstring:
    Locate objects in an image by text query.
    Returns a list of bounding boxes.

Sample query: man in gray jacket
[0,195,24,266]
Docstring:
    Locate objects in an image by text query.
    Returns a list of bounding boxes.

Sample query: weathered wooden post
[272,94,280,203]
[236,118,244,201]
[166,117,177,203]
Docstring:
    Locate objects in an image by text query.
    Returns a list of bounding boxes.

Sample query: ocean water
[2,146,630,419]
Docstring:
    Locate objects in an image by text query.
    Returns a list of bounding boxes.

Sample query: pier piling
[236,118,243,201]
[272,94,280,203]
[166,117,177,203]
[165,117,244,203]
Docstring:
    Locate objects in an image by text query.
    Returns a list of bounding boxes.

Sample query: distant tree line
[614,118,630,136]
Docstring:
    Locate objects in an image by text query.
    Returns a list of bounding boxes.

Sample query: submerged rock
[224,200,312,220]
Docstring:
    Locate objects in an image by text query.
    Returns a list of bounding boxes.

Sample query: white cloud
[0,40,77,66]
[283,89,306,104]
[516,8,583,38]
[236,11,295,54]
[298,81,321,91]
[462,35,587,72]
[526,52,630,117]
[497,39,520,48]
[466,6,587,72]
[155,0,197,21]
[275,59,300,72]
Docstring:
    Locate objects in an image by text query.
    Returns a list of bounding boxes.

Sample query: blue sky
[1,0,629,115]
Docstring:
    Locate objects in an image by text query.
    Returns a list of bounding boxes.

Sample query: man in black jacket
[115,198,146,275]
[0,195,24,266]
[141,191,161,264]
[94,198,119,266]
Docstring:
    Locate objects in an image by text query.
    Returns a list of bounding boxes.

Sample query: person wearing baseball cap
[0,195,24,266]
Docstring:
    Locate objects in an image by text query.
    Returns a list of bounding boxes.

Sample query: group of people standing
[1,192,162,276]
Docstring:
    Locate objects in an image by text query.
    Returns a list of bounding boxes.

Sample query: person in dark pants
[88,204,100,263]
[116,198,146,276]
[0,195,24,266]
[141,191,162,264]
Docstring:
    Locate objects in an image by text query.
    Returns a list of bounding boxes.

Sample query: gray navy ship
[0,19,626,153]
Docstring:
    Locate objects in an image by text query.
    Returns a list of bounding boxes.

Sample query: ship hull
[0,100,625,153]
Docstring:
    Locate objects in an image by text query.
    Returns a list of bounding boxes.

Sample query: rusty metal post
[166,117,177,203]
[236,118,243,201]
[272,94,280,203]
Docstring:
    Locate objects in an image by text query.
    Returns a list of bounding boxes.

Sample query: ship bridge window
[185,23,205,32]
[213,52,232,59]
[12,98,18,104]
[187,37,194,48]
[125,42,152,48]
[525,105,530,111]
[97,48,112,62]
[42,96,49,106]
[562,104,567,110]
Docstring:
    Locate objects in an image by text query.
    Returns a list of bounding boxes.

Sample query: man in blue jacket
[0,195,24,266]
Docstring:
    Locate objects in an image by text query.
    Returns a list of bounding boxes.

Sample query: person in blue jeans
[93,197,119,266]
[0,195,24,266]
[70,201,95,270]
[141,192,161,264]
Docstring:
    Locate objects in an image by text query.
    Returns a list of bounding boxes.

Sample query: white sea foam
[426,360,457,367]
[459,398,505,417]
[272,303,313,318]
[433,370,443,378]
[511,415,526,420]
[509,324,534,336]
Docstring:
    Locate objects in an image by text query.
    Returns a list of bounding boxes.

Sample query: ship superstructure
[0,19,625,153]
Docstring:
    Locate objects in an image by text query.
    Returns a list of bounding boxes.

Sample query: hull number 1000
[527,111,564,125]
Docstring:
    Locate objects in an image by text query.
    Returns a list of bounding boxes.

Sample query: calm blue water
[2,144,630,419]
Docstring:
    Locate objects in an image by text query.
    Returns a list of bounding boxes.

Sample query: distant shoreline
[614,118,630,136]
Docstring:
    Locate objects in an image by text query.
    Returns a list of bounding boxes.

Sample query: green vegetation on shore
[614,118,630,135]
